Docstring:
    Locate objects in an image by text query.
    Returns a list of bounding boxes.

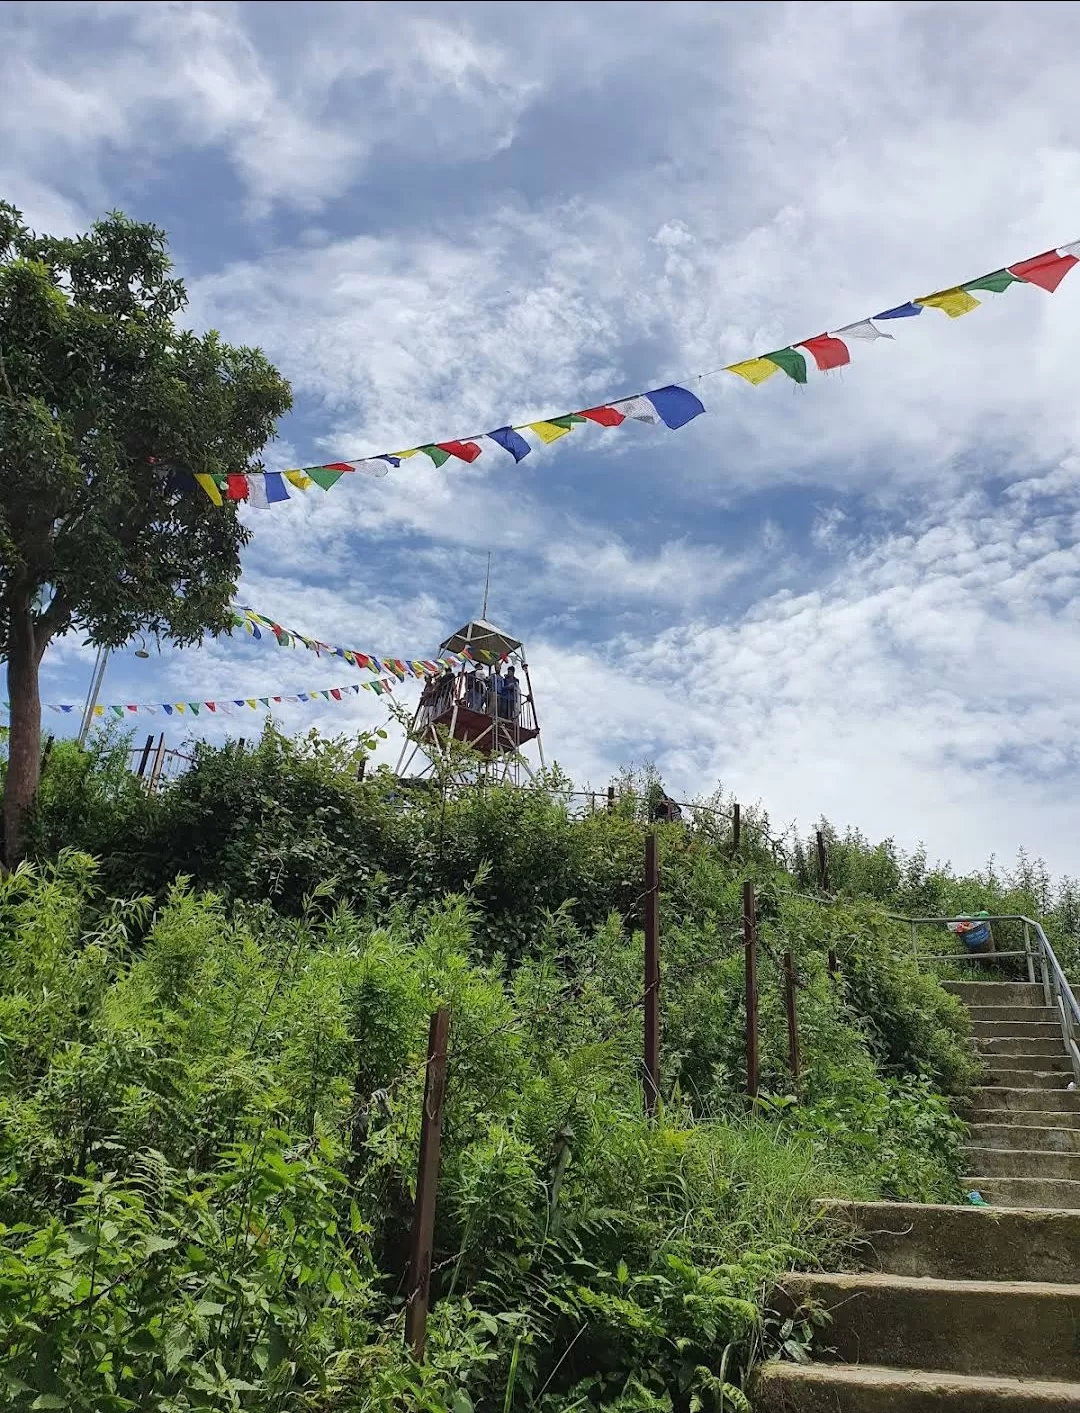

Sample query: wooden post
[732,802,741,853]
[405,1007,450,1363]
[135,732,154,779]
[643,833,660,1116]
[784,950,800,1085]
[815,829,830,892]
[147,733,166,792]
[40,735,55,768]
[607,785,615,812]
[827,947,838,981]
[743,882,758,1100]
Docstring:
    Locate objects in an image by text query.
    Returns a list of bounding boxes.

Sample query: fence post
[815,830,830,892]
[732,802,741,853]
[136,732,154,779]
[827,947,839,982]
[147,733,167,792]
[607,785,615,813]
[743,881,758,1101]
[643,833,660,1116]
[40,735,55,768]
[784,950,800,1086]
[405,1007,451,1363]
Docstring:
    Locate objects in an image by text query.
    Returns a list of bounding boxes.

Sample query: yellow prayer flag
[284,470,313,490]
[916,287,980,318]
[726,358,781,385]
[175,704,186,714]
[527,421,572,444]
[246,698,257,709]
[391,449,420,460]
[93,704,104,717]
[194,473,224,506]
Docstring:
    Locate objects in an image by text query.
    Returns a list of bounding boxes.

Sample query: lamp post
[77,645,110,748]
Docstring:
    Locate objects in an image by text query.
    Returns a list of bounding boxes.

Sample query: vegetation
[3,722,1064,1412]
[0,201,291,861]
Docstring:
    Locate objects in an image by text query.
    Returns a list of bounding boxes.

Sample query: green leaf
[32,1397,68,1410]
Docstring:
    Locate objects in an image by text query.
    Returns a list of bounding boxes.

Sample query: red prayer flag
[225,474,249,501]
[1008,249,1078,293]
[798,333,850,371]
[323,462,356,473]
[331,687,342,700]
[206,702,217,712]
[579,405,625,426]
[127,705,137,712]
[273,696,282,703]
[436,440,483,462]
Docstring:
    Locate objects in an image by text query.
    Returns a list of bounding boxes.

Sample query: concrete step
[818,1199,1080,1282]
[971,1087,1080,1114]
[972,1123,1080,1153]
[965,1175,1080,1209]
[973,1020,1064,1041]
[780,1270,1080,1380]
[965,1146,1080,1180]
[976,1035,1067,1057]
[978,1105,1080,1127]
[753,1361,1080,1412]
[944,981,1047,1006]
[980,1069,1071,1090]
[969,1005,1056,1024]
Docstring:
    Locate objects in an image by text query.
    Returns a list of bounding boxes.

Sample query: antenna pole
[481,551,491,619]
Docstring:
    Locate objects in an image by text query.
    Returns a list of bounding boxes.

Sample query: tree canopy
[0,201,291,859]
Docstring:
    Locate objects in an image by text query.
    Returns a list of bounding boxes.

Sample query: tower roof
[440,618,522,658]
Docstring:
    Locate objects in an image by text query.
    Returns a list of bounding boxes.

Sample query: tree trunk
[3,588,41,866]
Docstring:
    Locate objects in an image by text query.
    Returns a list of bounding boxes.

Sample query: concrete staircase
[754,979,1080,1411]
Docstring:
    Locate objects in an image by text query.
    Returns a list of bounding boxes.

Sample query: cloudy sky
[5,0,1080,875]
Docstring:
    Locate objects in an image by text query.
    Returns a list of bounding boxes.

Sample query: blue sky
[5,0,1080,873]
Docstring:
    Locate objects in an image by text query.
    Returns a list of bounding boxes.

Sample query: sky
[5,0,1080,876]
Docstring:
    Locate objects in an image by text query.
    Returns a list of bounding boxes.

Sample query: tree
[0,202,292,862]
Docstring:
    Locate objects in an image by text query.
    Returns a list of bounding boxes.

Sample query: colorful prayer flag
[963,269,1020,295]
[1008,249,1078,293]
[832,319,892,341]
[436,440,483,462]
[285,470,313,491]
[578,405,625,426]
[644,385,706,428]
[225,474,249,501]
[195,473,224,505]
[727,358,781,385]
[419,444,452,467]
[765,348,808,384]
[798,334,851,371]
[487,426,532,462]
[916,287,981,318]
[610,395,662,424]
[353,458,393,478]
[306,467,345,491]
[875,302,923,319]
[527,421,573,444]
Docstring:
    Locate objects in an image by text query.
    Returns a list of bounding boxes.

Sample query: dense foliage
[0,726,1033,1412]
[0,200,291,861]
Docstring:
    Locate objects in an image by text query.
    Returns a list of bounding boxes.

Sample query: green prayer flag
[962,269,1019,294]
[188,703,200,715]
[764,347,808,384]
[306,467,345,491]
[110,705,124,716]
[548,415,587,429]
[259,697,269,707]
[371,682,384,696]
[419,445,451,467]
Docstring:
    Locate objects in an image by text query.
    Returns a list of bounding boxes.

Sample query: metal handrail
[895,913,1080,1086]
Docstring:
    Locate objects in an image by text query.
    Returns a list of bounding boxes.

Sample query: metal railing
[898,913,1080,1087]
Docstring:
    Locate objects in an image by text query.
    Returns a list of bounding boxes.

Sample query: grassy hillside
[1,725,1069,1412]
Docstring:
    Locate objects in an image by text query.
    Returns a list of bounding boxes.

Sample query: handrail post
[643,833,661,1117]
[743,882,758,1102]
[1022,922,1036,986]
[784,949,800,1089]
[406,1008,451,1363]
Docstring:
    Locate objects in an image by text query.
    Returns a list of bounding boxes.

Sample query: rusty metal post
[743,881,758,1101]
[643,833,660,1116]
[607,785,615,812]
[405,1007,450,1363]
[816,829,830,892]
[732,802,741,853]
[146,733,166,792]
[135,732,154,779]
[784,950,800,1085]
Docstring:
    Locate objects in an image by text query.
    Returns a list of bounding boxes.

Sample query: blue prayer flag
[487,426,532,463]
[264,472,290,503]
[874,302,923,319]
[644,384,706,430]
